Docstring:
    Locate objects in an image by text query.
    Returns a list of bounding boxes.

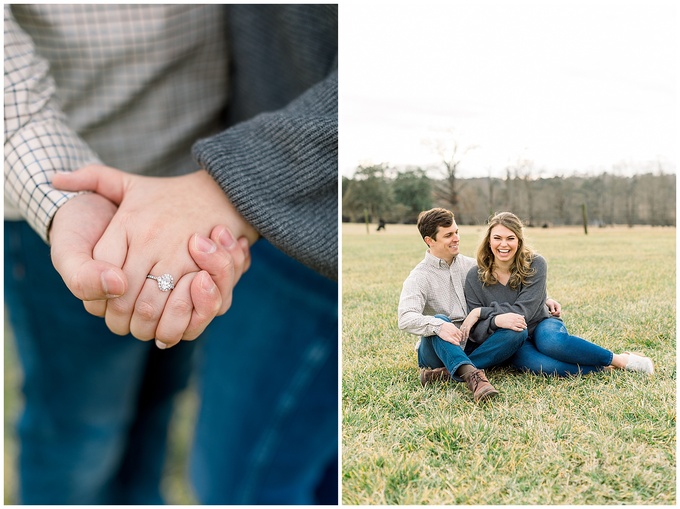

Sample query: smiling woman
[462,212,655,377]
[475,212,535,290]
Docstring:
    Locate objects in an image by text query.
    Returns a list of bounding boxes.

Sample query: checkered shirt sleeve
[4,5,102,241]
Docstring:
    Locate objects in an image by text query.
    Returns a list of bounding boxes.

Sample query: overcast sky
[339,0,677,178]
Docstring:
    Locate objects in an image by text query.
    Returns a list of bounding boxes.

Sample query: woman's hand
[546,298,562,317]
[494,312,527,331]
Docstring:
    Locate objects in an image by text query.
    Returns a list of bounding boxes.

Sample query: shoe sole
[475,387,499,403]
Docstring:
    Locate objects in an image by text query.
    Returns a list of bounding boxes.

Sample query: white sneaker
[624,352,654,375]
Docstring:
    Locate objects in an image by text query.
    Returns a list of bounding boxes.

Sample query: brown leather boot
[462,369,498,402]
[419,367,451,387]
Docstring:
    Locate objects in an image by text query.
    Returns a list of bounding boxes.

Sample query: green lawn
[342,223,676,505]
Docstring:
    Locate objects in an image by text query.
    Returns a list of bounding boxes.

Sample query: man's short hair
[417,208,455,240]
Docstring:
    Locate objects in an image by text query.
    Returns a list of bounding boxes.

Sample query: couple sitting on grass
[398,208,654,403]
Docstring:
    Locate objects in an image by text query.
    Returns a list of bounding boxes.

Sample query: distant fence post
[581,204,588,235]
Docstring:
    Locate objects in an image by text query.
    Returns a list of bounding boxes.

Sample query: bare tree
[427,133,477,220]
[504,166,516,213]
[506,157,541,225]
[551,174,573,225]
[486,167,498,218]
[625,176,637,227]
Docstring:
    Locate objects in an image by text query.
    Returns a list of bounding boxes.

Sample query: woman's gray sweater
[464,255,554,344]
[193,5,338,281]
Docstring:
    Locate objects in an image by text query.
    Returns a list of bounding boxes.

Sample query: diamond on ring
[147,273,175,291]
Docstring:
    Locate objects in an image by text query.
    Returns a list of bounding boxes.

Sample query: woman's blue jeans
[418,314,527,381]
[510,317,613,376]
[190,240,338,505]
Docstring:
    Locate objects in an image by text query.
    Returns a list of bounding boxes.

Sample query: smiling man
[398,208,540,402]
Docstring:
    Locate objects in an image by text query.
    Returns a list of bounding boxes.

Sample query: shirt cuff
[4,119,101,242]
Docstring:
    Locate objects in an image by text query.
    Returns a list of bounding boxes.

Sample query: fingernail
[155,339,167,350]
[200,271,217,293]
[195,234,217,254]
[217,228,236,249]
[238,237,250,253]
[101,269,124,297]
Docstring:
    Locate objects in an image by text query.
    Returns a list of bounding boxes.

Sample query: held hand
[494,312,527,332]
[546,298,562,318]
[50,192,127,300]
[80,224,251,347]
[437,321,463,345]
[53,165,258,347]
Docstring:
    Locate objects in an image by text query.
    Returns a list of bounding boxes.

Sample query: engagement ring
[147,273,175,291]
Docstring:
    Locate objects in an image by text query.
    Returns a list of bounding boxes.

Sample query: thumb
[52,164,128,205]
[52,247,127,301]
[49,192,128,301]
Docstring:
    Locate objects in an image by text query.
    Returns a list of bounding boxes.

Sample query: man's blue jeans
[510,317,613,376]
[4,221,337,504]
[4,220,193,504]
[417,314,527,381]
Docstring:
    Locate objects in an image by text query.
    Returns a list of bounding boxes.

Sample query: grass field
[342,223,676,505]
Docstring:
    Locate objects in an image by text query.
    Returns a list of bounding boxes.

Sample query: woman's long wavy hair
[476,212,536,289]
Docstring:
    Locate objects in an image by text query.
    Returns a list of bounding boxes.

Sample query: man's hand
[52,164,258,347]
[437,321,464,345]
[50,192,127,300]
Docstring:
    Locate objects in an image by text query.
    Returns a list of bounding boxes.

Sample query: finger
[49,193,127,302]
[92,218,148,337]
[154,273,195,348]
[189,230,238,316]
[103,260,154,337]
[84,300,107,317]
[182,270,223,341]
[129,269,176,341]
[52,165,128,205]
[50,213,127,302]
[238,237,251,275]
[213,226,248,285]
[51,253,127,301]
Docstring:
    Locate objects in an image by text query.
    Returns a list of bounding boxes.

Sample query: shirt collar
[425,250,456,269]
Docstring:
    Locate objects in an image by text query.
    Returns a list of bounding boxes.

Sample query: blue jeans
[418,314,527,381]
[510,318,613,376]
[5,222,338,504]
[4,220,194,504]
[190,240,338,505]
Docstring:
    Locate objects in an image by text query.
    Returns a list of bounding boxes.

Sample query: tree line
[342,163,676,227]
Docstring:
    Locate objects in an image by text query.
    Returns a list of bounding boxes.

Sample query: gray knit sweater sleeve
[192,74,337,280]
[192,5,338,281]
